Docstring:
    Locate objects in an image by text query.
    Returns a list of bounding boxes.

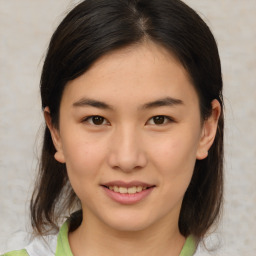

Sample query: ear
[196,99,221,160]
[44,107,66,163]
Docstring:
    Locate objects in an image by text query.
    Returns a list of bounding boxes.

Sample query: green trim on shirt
[180,235,196,256]
[55,221,73,256]
[2,221,196,256]
[1,249,29,256]
[55,221,196,256]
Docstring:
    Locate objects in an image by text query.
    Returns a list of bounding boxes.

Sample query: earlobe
[196,99,221,160]
[44,107,66,163]
[54,151,66,164]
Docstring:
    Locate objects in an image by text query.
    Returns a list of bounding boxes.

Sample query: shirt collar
[55,220,196,256]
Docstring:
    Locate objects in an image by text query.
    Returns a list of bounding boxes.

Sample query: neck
[69,211,186,256]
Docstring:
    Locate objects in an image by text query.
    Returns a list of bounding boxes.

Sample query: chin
[106,220,152,233]
[100,210,157,233]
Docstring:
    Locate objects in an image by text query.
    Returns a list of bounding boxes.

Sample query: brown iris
[153,116,166,125]
[92,116,105,125]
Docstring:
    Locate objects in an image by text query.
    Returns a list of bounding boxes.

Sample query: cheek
[61,132,107,184]
[143,133,198,217]
[62,138,107,203]
[148,130,200,195]
[151,132,199,171]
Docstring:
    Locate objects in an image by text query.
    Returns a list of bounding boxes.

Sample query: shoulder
[1,249,29,256]
[2,220,71,256]
[1,233,57,256]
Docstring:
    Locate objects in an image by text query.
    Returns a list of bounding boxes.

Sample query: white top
[25,235,57,256]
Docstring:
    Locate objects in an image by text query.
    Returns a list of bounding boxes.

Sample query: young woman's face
[49,42,214,233]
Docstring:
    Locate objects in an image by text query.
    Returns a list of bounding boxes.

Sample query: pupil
[154,116,165,124]
[93,116,104,125]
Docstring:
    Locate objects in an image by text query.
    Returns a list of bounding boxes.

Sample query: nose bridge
[108,124,147,171]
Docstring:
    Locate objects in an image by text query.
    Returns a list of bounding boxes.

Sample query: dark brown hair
[31,0,224,239]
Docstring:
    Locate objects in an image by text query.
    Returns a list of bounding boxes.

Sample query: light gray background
[0,0,256,255]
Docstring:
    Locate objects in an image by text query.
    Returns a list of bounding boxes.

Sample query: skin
[45,41,220,256]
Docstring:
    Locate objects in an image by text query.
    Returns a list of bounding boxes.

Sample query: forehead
[62,41,199,109]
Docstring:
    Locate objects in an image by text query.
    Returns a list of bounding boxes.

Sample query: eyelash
[82,115,175,126]
[82,116,110,126]
[147,115,175,125]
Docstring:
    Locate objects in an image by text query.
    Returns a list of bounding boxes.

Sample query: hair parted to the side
[31,0,224,239]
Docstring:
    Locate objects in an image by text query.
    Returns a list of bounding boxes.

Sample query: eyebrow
[140,97,183,109]
[73,97,183,110]
[73,98,114,110]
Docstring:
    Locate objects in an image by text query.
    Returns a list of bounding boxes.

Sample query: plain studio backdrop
[0,0,255,255]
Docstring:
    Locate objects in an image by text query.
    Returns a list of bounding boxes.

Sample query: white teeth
[127,186,137,194]
[119,187,128,194]
[136,186,142,192]
[107,185,148,194]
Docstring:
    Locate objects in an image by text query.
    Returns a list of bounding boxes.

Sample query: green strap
[179,235,196,256]
[55,221,73,256]
[1,249,29,256]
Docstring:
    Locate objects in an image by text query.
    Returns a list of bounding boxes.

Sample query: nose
[107,126,147,172]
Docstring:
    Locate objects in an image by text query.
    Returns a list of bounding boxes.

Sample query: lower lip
[102,186,155,205]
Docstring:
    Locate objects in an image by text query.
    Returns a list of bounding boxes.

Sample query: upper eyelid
[149,115,174,120]
[82,115,109,124]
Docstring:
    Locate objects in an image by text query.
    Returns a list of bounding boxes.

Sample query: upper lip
[102,180,155,188]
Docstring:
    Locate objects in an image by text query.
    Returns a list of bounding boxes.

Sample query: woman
[2,0,224,255]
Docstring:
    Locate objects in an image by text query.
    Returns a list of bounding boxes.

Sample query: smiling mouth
[101,182,156,204]
[102,185,155,194]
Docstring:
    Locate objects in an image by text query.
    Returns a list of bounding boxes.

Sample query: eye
[147,115,174,125]
[83,115,109,126]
